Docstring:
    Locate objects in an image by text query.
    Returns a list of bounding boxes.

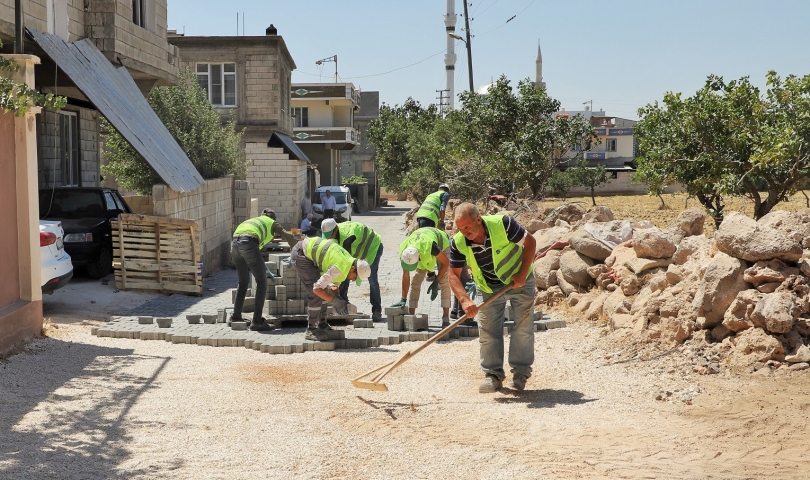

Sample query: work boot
[441,317,451,328]
[449,309,459,320]
[508,374,529,391]
[228,314,244,327]
[305,326,329,341]
[249,318,275,332]
[371,311,383,322]
[317,320,333,331]
[478,374,502,393]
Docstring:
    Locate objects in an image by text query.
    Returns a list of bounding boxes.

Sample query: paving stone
[387,315,404,331]
[405,314,429,332]
[202,314,218,324]
[353,319,373,328]
[231,321,247,331]
[138,316,153,325]
[186,314,202,324]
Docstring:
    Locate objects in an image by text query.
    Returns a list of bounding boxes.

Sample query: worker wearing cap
[394,227,452,327]
[291,237,371,341]
[231,209,298,331]
[415,183,451,229]
[320,218,384,322]
[448,202,536,393]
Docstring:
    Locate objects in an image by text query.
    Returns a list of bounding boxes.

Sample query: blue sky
[167,0,810,119]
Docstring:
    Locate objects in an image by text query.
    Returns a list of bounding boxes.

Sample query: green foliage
[547,169,577,200]
[340,174,367,184]
[568,160,610,206]
[636,71,810,226]
[102,67,246,194]
[0,41,67,115]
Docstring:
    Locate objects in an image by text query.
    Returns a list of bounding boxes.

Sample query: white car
[312,186,353,224]
[40,220,73,294]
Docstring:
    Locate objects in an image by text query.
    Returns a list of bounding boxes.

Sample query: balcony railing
[292,127,359,144]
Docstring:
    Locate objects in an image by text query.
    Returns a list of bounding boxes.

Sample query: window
[605,138,617,152]
[59,111,80,186]
[293,107,309,127]
[104,192,118,211]
[132,0,147,28]
[196,63,237,107]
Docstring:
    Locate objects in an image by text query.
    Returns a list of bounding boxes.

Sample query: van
[312,186,352,224]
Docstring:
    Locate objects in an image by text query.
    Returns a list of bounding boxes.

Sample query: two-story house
[0,0,199,191]
[169,26,312,226]
[339,90,379,208]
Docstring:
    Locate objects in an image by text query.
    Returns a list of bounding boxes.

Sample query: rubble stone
[714,212,802,262]
[758,210,810,248]
[533,226,571,254]
[692,252,749,328]
[569,229,613,261]
[670,208,706,237]
[533,249,562,290]
[750,291,801,334]
[633,227,677,259]
[558,250,596,288]
[722,289,762,332]
[743,259,798,286]
[525,219,550,234]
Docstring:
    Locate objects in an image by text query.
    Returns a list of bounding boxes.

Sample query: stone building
[0,0,185,189]
[169,26,313,227]
[340,90,380,207]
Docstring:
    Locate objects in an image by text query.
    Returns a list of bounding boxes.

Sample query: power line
[478,0,538,37]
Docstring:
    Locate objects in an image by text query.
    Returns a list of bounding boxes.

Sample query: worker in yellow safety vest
[415,183,450,229]
[393,227,452,327]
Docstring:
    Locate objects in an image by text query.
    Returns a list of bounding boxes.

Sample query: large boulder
[758,210,810,249]
[558,249,596,288]
[691,252,749,328]
[669,207,706,237]
[743,259,799,287]
[525,219,550,234]
[547,203,586,225]
[750,291,801,334]
[728,328,786,370]
[533,226,570,254]
[722,289,763,332]
[573,206,614,228]
[714,212,802,262]
[672,235,713,266]
[633,227,677,259]
[533,249,562,290]
[568,229,613,261]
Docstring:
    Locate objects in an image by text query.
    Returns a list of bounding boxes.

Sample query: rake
[351,286,511,391]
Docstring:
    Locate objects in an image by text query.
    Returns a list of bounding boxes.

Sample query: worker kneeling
[292,237,371,341]
[395,227,452,327]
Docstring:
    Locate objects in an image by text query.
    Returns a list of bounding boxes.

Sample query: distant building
[558,110,637,171]
[290,82,360,187]
[340,91,379,207]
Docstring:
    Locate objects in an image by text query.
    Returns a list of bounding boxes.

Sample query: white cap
[400,246,420,271]
[355,260,371,285]
[321,218,338,238]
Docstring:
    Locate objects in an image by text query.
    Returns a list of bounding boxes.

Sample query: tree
[454,76,595,197]
[102,67,246,194]
[1,41,66,115]
[547,169,576,200]
[632,167,671,209]
[366,99,444,202]
[636,72,810,226]
[569,160,609,206]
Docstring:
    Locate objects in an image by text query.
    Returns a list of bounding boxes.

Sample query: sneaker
[478,374,502,393]
[509,374,529,391]
[441,318,451,328]
[372,311,383,322]
[449,310,459,320]
[305,326,329,341]
[249,318,275,332]
[317,320,333,331]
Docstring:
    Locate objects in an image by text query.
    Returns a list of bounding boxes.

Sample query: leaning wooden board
[112,214,203,295]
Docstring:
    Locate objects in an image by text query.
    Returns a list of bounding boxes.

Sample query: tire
[87,246,112,279]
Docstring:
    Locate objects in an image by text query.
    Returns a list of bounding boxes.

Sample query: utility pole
[316,55,338,83]
[462,1,474,93]
[436,89,449,114]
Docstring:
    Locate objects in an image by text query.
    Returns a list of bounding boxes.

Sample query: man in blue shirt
[322,190,337,219]
[300,213,313,236]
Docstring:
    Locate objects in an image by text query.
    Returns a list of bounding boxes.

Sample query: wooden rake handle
[352,285,513,386]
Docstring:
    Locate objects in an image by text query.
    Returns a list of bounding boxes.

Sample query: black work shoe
[372,311,383,322]
[305,327,329,341]
[462,318,477,327]
[317,320,333,331]
[249,319,275,332]
[449,310,459,320]
[509,374,529,391]
[479,374,503,393]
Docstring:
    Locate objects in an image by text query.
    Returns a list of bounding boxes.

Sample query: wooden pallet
[112,214,203,295]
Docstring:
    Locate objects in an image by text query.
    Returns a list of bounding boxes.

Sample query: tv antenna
[315,55,338,82]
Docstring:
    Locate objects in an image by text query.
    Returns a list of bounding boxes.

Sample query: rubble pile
[531,203,810,374]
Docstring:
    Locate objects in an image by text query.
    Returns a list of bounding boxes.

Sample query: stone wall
[233,180,258,228]
[245,143,307,228]
[151,176,234,276]
[568,171,683,196]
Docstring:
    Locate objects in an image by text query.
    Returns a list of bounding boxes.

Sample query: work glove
[390,298,406,308]
[465,281,477,298]
[439,221,446,230]
[266,269,277,284]
[331,296,349,316]
[427,278,439,301]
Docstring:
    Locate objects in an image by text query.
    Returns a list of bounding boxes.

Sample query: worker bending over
[394,227,452,327]
[415,183,450,229]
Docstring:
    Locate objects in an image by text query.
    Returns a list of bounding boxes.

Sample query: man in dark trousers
[231,209,297,331]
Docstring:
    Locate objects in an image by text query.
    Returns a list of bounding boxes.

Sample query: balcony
[291,83,359,107]
[292,127,359,150]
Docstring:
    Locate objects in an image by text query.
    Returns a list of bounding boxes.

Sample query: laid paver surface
[95,202,565,353]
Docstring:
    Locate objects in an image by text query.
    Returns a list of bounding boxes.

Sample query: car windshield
[40,190,106,218]
[313,191,347,204]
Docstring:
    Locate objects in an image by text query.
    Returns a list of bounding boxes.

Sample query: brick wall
[122,195,154,215]
[245,143,307,229]
[36,107,100,188]
[152,176,234,275]
[232,179,258,228]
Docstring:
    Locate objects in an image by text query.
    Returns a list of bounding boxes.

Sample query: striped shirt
[449,216,527,287]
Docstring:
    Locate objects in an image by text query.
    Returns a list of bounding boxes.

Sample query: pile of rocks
[531,203,810,374]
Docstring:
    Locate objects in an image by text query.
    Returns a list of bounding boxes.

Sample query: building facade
[340,90,379,207]
[290,82,360,187]
[558,109,637,170]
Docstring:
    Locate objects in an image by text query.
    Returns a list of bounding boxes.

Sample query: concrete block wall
[232,179,253,227]
[122,195,154,215]
[244,142,307,229]
[567,171,683,196]
[152,176,234,275]
[35,107,100,188]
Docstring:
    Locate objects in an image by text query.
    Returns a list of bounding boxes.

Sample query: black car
[39,187,132,279]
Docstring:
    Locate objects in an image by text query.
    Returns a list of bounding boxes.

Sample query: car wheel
[87,246,112,279]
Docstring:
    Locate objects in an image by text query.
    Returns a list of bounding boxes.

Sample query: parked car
[312,185,353,225]
[40,220,73,294]
[39,187,132,279]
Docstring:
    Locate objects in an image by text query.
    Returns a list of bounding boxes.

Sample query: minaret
[444,0,457,109]
[535,40,546,90]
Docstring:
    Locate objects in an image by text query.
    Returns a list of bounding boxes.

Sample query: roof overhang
[28,29,204,192]
[268,132,311,163]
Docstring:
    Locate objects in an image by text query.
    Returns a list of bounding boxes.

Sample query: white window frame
[196,63,237,107]
[293,107,309,128]
[605,138,618,152]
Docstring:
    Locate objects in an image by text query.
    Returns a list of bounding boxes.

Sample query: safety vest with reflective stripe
[335,221,381,264]
[416,190,445,224]
[303,237,356,283]
[453,215,528,293]
[399,227,449,272]
[233,215,276,249]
